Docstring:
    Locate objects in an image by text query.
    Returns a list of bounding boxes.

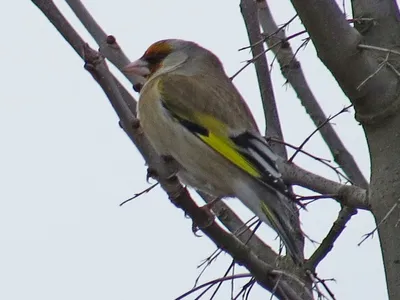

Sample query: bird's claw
[191,204,215,237]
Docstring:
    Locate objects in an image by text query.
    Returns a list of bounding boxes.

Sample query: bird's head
[123,39,223,92]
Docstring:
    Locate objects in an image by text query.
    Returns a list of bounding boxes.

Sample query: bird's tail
[232,179,304,264]
[260,193,304,264]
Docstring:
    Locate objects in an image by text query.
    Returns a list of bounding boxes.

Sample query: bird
[123,39,304,263]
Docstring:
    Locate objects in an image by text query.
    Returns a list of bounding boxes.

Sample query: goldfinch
[124,39,303,263]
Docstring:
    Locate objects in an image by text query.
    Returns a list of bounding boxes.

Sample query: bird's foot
[191,200,219,236]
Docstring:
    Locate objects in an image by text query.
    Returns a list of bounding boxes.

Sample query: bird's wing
[157,73,258,132]
[157,74,289,197]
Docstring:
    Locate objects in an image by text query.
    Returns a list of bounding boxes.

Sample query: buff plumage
[124,39,304,263]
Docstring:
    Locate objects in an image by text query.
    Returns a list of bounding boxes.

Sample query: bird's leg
[202,197,221,211]
[192,197,220,236]
[161,155,180,179]
[146,167,158,182]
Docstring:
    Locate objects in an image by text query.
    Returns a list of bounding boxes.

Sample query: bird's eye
[145,53,168,65]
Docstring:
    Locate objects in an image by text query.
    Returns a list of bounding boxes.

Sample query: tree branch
[289,0,399,121]
[82,39,303,300]
[65,0,140,76]
[36,0,273,257]
[278,1,378,280]
[239,0,285,156]
[197,192,278,264]
[240,0,306,271]
[256,0,368,188]
[31,1,312,298]
[351,0,400,49]
[31,0,138,114]
[64,0,280,265]
[280,161,369,210]
[239,1,313,298]
[306,206,357,270]
[350,2,400,299]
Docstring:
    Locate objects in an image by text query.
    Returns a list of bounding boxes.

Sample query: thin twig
[231,263,235,300]
[240,1,305,271]
[232,277,256,300]
[238,14,299,51]
[232,30,307,80]
[307,272,331,300]
[269,137,331,162]
[175,274,253,300]
[244,278,257,300]
[194,217,261,288]
[256,0,368,190]
[307,206,357,269]
[356,53,390,90]
[358,44,400,57]
[119,182,159,206]
[313,274,336,300]
[65,0,143,85]
[270,270,308,291]
[297,194,337,202]
[269,137,352,183]
[387,62,400,78]
[208,261,236,300]
[193,219,264,299]
[270,273,283,300]
[289,105,353,162]
[195,193,277,264]
[358,198,400,246]
[307,270,336,300]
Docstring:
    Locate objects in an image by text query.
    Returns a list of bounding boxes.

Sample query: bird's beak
[122,59,151,77]
[122,59,151,92]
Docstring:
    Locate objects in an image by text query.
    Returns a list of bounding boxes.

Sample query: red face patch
[142,40,172,75]
[144,40,172,58]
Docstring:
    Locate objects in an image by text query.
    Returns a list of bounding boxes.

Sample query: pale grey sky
[0,1,387,299]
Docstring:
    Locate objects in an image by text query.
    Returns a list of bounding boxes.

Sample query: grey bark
[291,0,400,298]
